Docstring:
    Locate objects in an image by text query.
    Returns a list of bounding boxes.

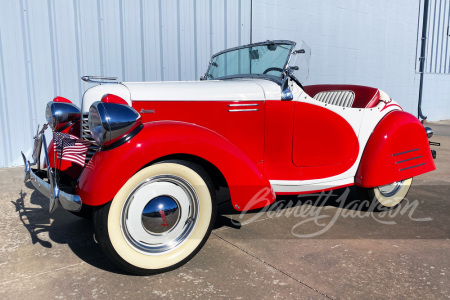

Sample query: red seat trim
[303,84,380,108]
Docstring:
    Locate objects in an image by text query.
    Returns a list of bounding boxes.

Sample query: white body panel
[82,84,132,112]
[82,79,281,113]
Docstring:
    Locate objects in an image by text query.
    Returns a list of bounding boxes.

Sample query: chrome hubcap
[141,196,180,234]
[378,180,404,197]
[121,175,199,255]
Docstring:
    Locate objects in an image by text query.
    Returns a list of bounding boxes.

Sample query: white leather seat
[313,90,355,108]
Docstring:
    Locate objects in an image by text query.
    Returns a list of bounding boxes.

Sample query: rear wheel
[357,178,413,210]
[94,160,216,275]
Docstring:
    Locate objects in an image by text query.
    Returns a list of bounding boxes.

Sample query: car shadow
[214,186,369,230]
[12,183,126,275]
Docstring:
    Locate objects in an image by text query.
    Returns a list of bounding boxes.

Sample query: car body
[22,40,436,274]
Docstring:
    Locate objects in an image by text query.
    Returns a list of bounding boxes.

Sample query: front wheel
[356,178,413,210]
[94,160,216,275]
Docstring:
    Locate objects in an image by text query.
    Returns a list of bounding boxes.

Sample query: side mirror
[281,78,293,101]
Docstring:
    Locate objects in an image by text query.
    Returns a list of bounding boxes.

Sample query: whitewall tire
[357,178,413,210]
[94,160,216,275]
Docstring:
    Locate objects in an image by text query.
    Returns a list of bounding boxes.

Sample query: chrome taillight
[88,102,141,148]
[45,102,81,131]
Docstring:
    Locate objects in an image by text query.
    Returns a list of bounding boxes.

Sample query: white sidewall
[107,163,212,270]
[374,178,413,207]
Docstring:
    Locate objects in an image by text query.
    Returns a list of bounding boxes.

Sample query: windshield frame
[204,40,297,84]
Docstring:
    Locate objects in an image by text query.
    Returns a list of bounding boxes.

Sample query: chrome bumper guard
[22,131,82,213]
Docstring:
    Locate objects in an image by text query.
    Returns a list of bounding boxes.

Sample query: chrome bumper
[22,132,82,213]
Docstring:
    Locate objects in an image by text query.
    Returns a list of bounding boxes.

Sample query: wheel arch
[355,110,435,188]
[77,121,274,211]
[147,153,230,204]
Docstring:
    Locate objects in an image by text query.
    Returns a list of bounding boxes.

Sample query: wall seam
[73,0,82,102]
[20,0,36,138]
[0,28,13,165]
[176,0,182,81]
[119,0,126,80]
[140,0,146,81]
[158,0,164,81]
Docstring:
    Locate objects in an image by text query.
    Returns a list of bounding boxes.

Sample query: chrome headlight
[88,102,141,148]
[45,102,81,130]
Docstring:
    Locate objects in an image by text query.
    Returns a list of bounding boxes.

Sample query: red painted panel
[263,101,300,180]
[303,84,380,108]
[53,96,72,103]
[355,111,435,187]
[101,94,129,105]
[76,121,274,211]
[132,101,265,164]
[292,102,359,179]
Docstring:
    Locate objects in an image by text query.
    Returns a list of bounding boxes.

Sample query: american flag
[53,132,91,166]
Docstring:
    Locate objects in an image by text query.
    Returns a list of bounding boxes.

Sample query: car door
[292,101,359,180]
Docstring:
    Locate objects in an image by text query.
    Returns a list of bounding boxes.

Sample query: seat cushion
[303,84,380,108]
[313,90,355,107]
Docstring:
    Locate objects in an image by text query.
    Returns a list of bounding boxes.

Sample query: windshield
[205,41,295,81]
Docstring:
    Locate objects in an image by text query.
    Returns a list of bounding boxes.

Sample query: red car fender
[355,111,435,188]
[76,121,275,211]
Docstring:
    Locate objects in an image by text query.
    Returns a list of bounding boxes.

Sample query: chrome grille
[82,112,99,164]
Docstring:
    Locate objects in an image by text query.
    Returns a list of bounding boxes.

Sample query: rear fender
[76,121,275,211]
[355,111,435,187]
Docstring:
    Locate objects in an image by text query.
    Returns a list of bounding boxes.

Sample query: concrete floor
[0,121,449,299]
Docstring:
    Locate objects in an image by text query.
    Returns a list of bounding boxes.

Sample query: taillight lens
[88,102,141,148]
[45,101,81,130]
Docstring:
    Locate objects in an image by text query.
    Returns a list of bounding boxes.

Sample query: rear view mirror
[249,49,260,60]
[267,44,277,51]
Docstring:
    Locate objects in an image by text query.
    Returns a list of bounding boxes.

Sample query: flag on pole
[53,132,91,166]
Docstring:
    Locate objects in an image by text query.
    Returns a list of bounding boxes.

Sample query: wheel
[93,160,217,275]
[356,178,413,210]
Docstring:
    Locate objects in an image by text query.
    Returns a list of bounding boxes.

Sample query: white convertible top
[81,79,282,112]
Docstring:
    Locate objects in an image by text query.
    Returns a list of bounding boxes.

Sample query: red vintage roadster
[22,40,436,275]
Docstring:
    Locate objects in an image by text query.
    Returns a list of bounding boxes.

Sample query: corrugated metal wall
[0,0,251,168]
[416,0,450,73]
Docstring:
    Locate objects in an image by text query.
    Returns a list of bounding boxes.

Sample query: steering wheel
[263,67,283,75]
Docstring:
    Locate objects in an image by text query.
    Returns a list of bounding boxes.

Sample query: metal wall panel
[416,0,450,73]
[0,0,250,168]
[252,0,450,121]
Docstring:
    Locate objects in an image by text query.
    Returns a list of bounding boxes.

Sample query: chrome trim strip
[227,109,259,112]
[395,156,422,164]
[392,148,419,156]
[227,103,259,107]
[140,109,155,114]
[399,163,426,171]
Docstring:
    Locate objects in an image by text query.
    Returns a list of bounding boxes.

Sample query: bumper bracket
[22,133,82,213]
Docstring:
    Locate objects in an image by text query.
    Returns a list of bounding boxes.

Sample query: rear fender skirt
[76,121,274,211]
[355,111,435,188]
